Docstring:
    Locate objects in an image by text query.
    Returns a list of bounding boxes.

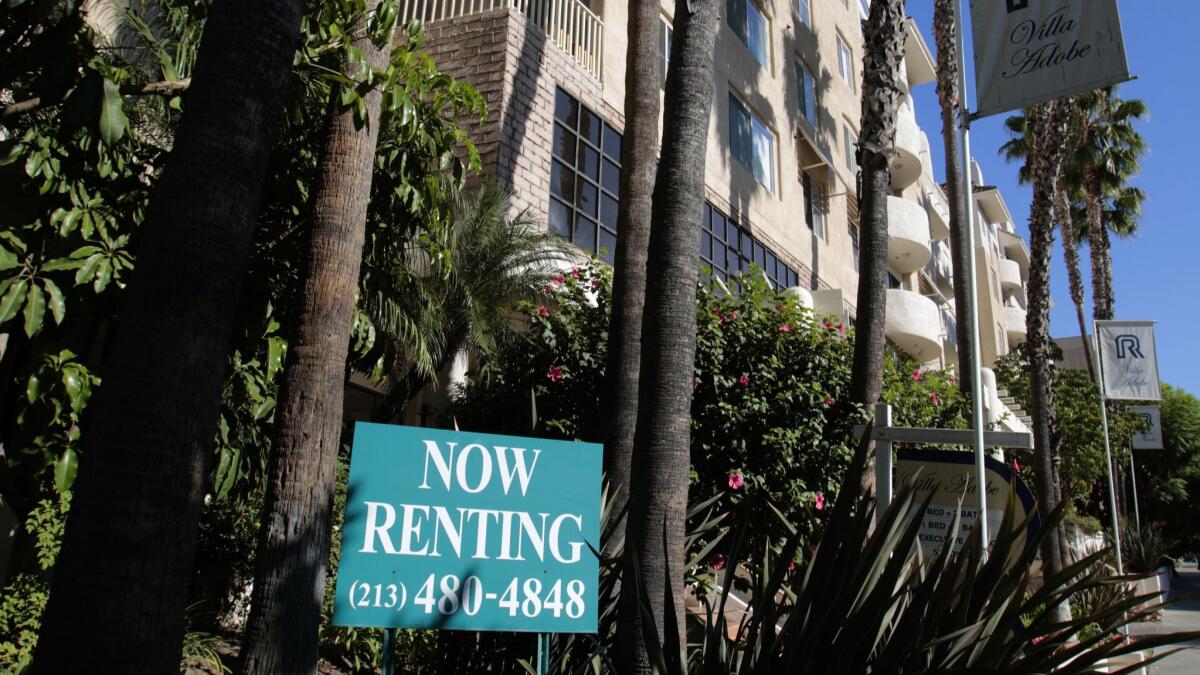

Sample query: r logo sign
[1006,0,1029,12]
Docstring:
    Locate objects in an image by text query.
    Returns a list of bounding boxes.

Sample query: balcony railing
[402,0,604,81]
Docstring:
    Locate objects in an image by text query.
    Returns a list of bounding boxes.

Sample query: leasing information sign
[1096,320,1162,401]
[971,0,1131,119]
[332,423,601,633]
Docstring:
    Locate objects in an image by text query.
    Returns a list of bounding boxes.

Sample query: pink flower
[823,320,833,329]
[788,560,797,573]
[738,373,750,388]
[814,491,826,511]
[912,369,923,382]
[543,284,554,294]
[1012,458,1022,472]
[778,324,793,333]
[728,471,745,490]
[591,277,601,290]
[546,365,564,382]
[536,304,550,317]
[570,266,580,279]
[929,392,939,405]
[824,396,834,407]
[712,556,726,571]
[837,322,845,333]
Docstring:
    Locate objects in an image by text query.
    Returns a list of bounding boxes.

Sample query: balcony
[1005,305,1027,345]
[885,289,942,362]
[1000,258,1022,292]
[997,229,1030,276]
[890,97,924,191]
[403,0,604,80]
[887,196,932,274]
[925,183,951,242]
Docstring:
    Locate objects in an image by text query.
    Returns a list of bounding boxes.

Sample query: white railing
[401,0,604,81]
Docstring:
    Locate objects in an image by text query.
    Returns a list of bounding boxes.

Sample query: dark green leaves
[98,77,129,144]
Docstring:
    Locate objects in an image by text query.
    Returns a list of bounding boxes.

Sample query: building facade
[405,0,1031,430]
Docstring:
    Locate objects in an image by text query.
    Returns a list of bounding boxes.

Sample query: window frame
[843,120,859,174]
[727,0,771,69]
[549,87,622,263]
[836,32,854,92]
[801,172,825,239]
[795,0,811,27]
[658,15,673,90]
[795,58,818,128]
[729,92,778,193]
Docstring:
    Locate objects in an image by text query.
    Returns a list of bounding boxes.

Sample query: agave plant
[633,430,1200,674]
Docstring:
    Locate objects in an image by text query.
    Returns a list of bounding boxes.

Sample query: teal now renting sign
[332,423,601,633]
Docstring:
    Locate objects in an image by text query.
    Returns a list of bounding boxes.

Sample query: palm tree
[618,0,720,671]
[932,0,974,396]
[1022,99,1073,611]
[1056,188,1097,382]
[363,186,572,423]
[849,0,907,407]
[1071,89,1147,321]
[239,2,394,672]
[602,0,661,552]
[33,0,307,671]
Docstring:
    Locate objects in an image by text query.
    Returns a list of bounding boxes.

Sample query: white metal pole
[1095,321,1125,574]
[1129,450,1142,531]
[953,0,990,552]
[874,403,894,529]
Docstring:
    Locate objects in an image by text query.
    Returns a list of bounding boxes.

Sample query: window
[849,221,860,272]
[730,93,777,192]
[727,0,770,68]
[843,122,858,173]
[802,173,825,238]
[887,271,902,289]
[795,59,817,127]
[550,88,621,263]
[859,0,870,16]
[658,16,673,89]
[700,203,798,290]
[796,0,811,27]
[836,33,854,91]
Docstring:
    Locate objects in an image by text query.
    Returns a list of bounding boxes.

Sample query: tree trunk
[933,0,973,397]
[1025,100,1071,612]
[850,0,906,407]
[240,7,392,673]
[602,0,660,551]
[1055,188,1097,383]
[617,1,718,671]
[1086,170,1115,321]
[32,1,305,671]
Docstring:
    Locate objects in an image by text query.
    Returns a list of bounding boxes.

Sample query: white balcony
[925,183,951,242]
[403,0,604,80]
[890,98,924,191]
[886,289,942,362]
[887,196,932,274]
[1000,258,1022,292]
[1005,305,1027,345]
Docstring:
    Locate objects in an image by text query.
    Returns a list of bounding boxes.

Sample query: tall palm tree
[618,0,719,671]
[33,0,307,670]
[1056,188,1097,382]
[849,0,907,407]
[239,2,394,671]
[1023,99,1073,610]
[602,0,661,551]
[932,0,974,396]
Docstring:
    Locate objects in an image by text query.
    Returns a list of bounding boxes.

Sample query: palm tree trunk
[933,0,973,397]
[32,1,305,670]
[618,1,718,671]
[850,0,906,407]
[1026,100,1071,592]
[1086,170,1115,321]
[1055,188,1097,383]
[602,0,660,551]
[240,7,392,673]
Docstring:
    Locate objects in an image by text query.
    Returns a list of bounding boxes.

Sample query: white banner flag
[970,0,1132,119]
[1128,405,1163,450]
[1096,321,1161,401]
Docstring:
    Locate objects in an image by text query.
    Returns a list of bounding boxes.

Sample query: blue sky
[905,2,1199,397]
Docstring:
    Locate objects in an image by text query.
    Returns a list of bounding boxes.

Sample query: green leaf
[23,282,45,336]
[93,258,113,292]
[99,78,129,144]
[62,366,84,409]
[75,254,102,286]
[26,372,41,403]
[41,257,82,272]
[0,278,28,323]
[267,336,286,380]
[0,246,17,271]
[43,278,66,324]
[54,448,79,494]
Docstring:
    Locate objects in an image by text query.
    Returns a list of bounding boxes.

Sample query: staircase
[995,388,1033,430]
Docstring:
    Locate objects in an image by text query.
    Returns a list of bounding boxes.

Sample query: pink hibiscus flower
[912,369,923,382]
[1012,458,1022,472]
[712,555,726,571]
[536,305,550,318]
[546,365,564,382]
[738,373,750,387]
[727,471,745,490]
[824,396,834,406]
[929,392,939,405]
[779,324,793,333]
[814,491,826,511]
[570,266,581,279]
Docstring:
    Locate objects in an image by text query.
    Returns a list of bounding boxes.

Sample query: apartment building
[404,0,1031,430]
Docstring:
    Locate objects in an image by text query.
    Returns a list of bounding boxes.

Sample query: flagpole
[1095,320,1125,575]
[953,0,990,551]
[1128,451,1142,531]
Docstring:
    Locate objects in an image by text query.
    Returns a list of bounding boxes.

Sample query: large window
[802,173,825,238]
[796,0,811,27]
[843,121,858,173]
[729,93,777,192]
[836,33,854,91]
[658,15,673,89]
[549,88,622,263]
[727,0,770,68]
[700,202,799,290]
[795,59,817,127]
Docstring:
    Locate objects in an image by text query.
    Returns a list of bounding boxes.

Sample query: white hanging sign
[1096,321,1162,401]
[970,0,1132,119]
[1128,405,1163,450]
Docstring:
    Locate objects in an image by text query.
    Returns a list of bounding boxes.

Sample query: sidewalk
[1130,561,1200,673]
